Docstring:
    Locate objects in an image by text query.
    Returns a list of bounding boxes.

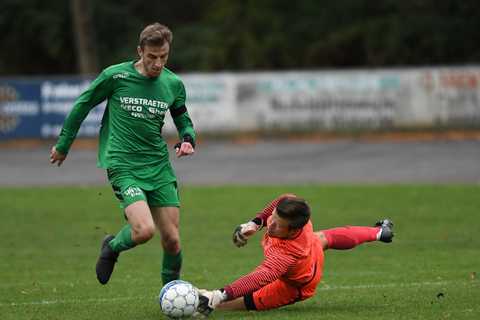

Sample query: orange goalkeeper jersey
[262,218,323,287]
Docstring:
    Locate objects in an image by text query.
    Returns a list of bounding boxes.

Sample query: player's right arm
[50,145,67,166]
[223,246,295,299]
[51,71,112,165]
[232,193,296,247]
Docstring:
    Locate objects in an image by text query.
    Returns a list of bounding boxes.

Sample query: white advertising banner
[170,67,480,133]
[236,71,400,130]
[414,68,480,126]
[163,73,237,133]
[236,68,480,131]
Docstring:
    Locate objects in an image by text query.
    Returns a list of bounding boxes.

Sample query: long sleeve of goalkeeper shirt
[223,245,297,299]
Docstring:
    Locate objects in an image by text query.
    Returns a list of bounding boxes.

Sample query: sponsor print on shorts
[124,186,143,198]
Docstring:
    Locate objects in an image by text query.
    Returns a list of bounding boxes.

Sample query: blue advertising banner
[0,78,105,140]
[0,80,42,139]
[39,79,105,138]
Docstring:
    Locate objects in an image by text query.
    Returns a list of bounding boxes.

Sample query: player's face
[137,43,170,78]
[267,210,295,239]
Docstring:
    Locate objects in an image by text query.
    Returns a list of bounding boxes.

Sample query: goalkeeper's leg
[315,219,394,250]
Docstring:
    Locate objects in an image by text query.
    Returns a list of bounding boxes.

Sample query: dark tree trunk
[70,0,99,75]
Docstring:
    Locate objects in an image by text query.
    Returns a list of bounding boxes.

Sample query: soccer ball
[159,280,199,319]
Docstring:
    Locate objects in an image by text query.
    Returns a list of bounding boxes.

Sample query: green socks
[108,224,137,252]
[107,224,181,284]
[162,251,182,284]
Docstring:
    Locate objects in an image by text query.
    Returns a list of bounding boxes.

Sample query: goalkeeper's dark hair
[139,22,172,48]
[276,197,310,230]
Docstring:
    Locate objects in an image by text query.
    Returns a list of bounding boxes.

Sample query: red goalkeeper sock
[322,226,380,250]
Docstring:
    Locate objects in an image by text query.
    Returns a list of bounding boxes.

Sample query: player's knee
[316,231,329,250]
[132,223,156,243]
[162,234,180,253]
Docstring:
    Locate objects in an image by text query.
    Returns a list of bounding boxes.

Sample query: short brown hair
[138,23,172,48]
[276,197,311,230]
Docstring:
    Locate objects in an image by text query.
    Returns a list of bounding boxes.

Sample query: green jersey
[55,61,195,188]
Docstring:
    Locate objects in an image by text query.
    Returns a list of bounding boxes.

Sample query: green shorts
[108,170,180,209]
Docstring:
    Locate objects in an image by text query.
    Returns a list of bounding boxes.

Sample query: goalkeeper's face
[267,210,298,239]
[137,43,170,78]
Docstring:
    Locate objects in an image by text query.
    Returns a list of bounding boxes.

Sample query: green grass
[1,185,479,319]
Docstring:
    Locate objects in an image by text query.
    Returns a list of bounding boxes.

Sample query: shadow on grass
[207,302,382,319]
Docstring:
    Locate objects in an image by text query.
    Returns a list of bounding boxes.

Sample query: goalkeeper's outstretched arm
[232,193,297,247]
[197,250,295,315]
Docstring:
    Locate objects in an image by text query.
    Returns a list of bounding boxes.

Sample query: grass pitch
[1,185,479,319]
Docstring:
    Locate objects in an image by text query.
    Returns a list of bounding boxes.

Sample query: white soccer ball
[159,280,199,319]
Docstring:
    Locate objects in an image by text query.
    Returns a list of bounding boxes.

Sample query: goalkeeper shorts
[246,241,324,311]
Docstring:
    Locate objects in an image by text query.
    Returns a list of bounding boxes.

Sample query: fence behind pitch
[1,66,480,139]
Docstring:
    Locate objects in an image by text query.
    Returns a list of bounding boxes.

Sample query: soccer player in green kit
[49,23,196,286]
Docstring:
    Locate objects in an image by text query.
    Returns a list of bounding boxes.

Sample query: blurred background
[1,0,480,185]
[2,0,480,74]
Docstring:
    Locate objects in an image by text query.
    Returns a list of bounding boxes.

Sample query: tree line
[1,0,479,75]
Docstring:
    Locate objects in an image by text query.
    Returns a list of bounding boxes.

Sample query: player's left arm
[170,80,196,158]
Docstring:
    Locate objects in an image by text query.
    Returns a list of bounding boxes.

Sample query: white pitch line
[1,296,148,307]
[1,280,472,308]
[317,280,461,291]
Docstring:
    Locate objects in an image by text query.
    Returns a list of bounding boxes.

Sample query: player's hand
[175,141,195,158]
[49,146,67,166]
[232,220,261,247]
[196,289,227,317]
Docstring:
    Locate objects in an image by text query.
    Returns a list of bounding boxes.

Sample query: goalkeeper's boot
[95,235,119,284]
[375,219,394,243]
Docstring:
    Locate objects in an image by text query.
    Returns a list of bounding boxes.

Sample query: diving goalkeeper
[197,194,394,315]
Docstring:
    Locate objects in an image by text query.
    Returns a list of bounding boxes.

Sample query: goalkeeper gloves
[196,289,228,317]
[232,218,262,247]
